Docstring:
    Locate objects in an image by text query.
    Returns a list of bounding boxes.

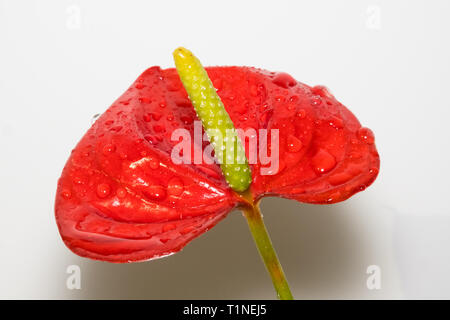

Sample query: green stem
[242,202,294,300]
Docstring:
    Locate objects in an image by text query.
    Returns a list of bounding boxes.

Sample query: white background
[1,0,449,299]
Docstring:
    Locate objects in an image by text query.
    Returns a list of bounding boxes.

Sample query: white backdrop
[1,0,449,299]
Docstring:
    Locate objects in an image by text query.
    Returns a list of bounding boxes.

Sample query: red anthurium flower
[56,50,379,300]
[55,66,379,263]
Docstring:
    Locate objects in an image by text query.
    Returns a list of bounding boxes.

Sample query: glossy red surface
[55,66,379,262]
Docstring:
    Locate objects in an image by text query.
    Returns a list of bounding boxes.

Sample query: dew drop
[167,177,184,196]
[119,152,128,160]
[296,109,306,119]
[116,187,127,198]
[311,85,333,99]
[72,175,87,185]
[329,116,344,129]
[119,98,131,105]
[357,127,375,144]
[275,95,285,103]
[310,96,322,106]
[312,149,336,174]
[289,95,298,103]
[153,125,165,133]
[145,135,158,144]
[349,151,362,160]
[143,184,166,200]
[143,114,151,122]
[152,113,162,121]
[102,143,116,155]
[96,183,111,198]
[259,110,273,125]
[176,100,191,108]
[138,97,151,103]
[61,189,72,199]
[180,115,194,125]
[110,125,123,132]
[286,135,303,153]
[369,167,379,176]
[273,73,296,89]
[148,156,160,169]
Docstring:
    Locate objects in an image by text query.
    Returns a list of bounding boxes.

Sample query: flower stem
[242,202,294,300]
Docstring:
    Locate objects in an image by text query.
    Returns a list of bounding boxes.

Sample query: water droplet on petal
[286,135,303,153]
[110,125,123,132]
[145,135,158,144]
[311,85,333,99]
[357,127,375,144]
[72,175,87,185]
[153,125,165,133]
[180,115,194,125]
[138,97,151,103]
[296,109,306,119]
[310,96,322,106]
[61,189,72,199]
[102,143,116,155]
[116,187,127,198]
[143,114,151,122]
[148,156,160,169]
[274,95,285,103]
[167,177,184,196]
[119,98,132,105]
[369,167,379,176]
[273,73,296,88]
[329,116,344,129]
[152,113,162,121]
[119,152,128,160]
[312,149,336,174]
[96,183,111,198]
[143,184,166,200]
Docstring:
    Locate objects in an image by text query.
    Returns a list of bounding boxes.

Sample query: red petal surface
[55,66,379,262]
